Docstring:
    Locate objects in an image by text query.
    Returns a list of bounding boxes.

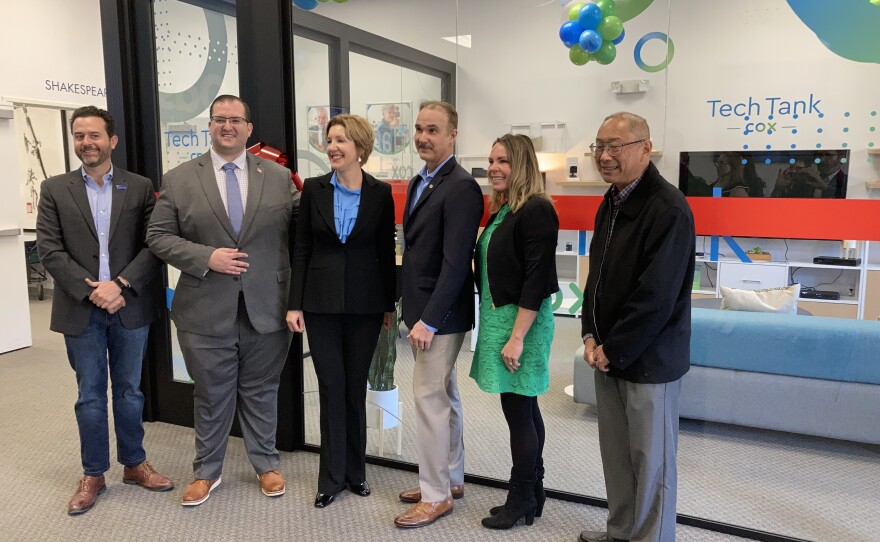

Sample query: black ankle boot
[534,462,545,518]
[481,479,537,529]
[491,463,546,518]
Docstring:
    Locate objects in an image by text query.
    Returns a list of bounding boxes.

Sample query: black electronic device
[812,256,861,266]
[678,149,849,198]
[800,290,840,300]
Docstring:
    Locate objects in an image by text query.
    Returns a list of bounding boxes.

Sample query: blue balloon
[578,3,603,30]
[559,21,584,48]
[579,29,603,53]
[612,27,625,45]
[293,0,319,10]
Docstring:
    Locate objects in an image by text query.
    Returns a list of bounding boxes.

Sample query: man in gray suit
[37,106,173,516]
[147,95,300,506]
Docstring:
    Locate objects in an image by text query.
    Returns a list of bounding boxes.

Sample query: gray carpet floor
[304,318,880,542]
[0,298,756,541]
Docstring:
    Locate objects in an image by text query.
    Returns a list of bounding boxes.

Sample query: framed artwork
[307,105,345,152]
[366,102,411,156]
[14,105,69,230]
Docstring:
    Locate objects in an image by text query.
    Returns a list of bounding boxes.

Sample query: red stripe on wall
[389,180,880,241]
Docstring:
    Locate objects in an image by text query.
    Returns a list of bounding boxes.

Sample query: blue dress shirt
[82,167,114,281]
[330,172,361,243]
[413,154,454,207]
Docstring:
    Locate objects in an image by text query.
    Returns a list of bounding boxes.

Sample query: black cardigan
[582,162,695,384]
[475,196,560,311]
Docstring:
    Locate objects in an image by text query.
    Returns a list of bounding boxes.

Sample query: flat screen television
[679,149,849,198]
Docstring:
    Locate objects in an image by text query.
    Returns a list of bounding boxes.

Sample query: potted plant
[366,301,401,430]
[747,246,772,261]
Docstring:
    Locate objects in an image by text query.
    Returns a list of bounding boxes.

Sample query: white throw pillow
[720,284,801,314]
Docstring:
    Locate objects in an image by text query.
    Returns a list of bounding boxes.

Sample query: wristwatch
[113,277,129,291]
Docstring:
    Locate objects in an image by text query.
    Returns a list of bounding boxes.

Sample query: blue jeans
[64,308,150,476]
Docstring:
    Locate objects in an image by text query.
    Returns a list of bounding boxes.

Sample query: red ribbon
[247,142,303,191]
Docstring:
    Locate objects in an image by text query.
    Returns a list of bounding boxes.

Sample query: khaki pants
[412,332,466,502]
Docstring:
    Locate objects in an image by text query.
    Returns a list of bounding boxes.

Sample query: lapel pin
[116,184,127,190]
[257,167,263,174]
[428,184,433,189]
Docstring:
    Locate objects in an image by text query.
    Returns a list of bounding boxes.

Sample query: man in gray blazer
[36,106,173,516]
[147,95,300,506]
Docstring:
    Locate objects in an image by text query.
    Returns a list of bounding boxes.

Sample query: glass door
[151,0,239,425]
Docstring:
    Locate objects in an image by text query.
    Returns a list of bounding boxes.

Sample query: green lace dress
[469,204,554,396]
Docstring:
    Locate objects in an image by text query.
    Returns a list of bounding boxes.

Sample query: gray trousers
[594,371,682,542]
[178,298,291,480]
[411,332,466,503]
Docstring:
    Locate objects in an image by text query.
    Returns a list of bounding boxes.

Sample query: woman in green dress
[471,134,559,529]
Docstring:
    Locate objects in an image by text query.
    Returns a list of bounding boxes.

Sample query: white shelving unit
[554,230,586,317]
[693,237,875,319]
[457,154,489,185]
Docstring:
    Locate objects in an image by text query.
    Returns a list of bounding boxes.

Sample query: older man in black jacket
[579,112,695,542]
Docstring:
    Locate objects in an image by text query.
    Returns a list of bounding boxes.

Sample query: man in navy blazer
[394,101,484,528]
[36,106,172,515]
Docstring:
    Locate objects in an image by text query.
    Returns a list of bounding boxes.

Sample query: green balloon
[596,0,616,17]
[568,2,585,21]
[598,16,623,41]
[569,45,591,66]
[592,42,617,65]
[333,0,348,3]
[615,0,653,22]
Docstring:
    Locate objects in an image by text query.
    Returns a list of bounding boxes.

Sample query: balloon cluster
[559,0,625,66]
[293,0,348,11]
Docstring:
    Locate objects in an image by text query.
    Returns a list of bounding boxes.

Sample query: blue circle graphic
[634,32,675,73]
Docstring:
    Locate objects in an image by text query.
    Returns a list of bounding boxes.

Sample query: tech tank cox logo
[707,94,824,136]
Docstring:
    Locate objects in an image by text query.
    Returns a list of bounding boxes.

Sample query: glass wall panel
[293,35,333,179]
[292,0,458,466]
[291,1,880,540]
[349,53,442,181]
[662,2,880,540]
[291,32,332,450]
[153,0,238,382]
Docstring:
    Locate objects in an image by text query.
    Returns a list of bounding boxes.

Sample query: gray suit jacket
[146,152,300,337]
[36,167,161,335]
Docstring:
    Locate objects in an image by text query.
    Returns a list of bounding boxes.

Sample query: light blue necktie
[222,163,244,236]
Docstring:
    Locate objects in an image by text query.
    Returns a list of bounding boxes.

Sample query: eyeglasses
[210,116,249,125]
[590,139,646,157]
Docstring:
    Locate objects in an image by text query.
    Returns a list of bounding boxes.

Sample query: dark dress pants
[178,295,291,480]
[305,311,384,494]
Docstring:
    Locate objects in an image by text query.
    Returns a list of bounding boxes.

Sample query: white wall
[0,115,31,353]
[0,0,106,106]
[0,0,106,352]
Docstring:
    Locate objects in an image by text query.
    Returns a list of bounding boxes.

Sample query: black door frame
[100,0,304,451]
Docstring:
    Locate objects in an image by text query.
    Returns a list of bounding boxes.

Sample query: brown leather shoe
[67,475,106,515]
[257,470,285,497]
[123,461,174,492]
[181,477,221,507]
[399,484,464,503]
[394,497,454,528]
